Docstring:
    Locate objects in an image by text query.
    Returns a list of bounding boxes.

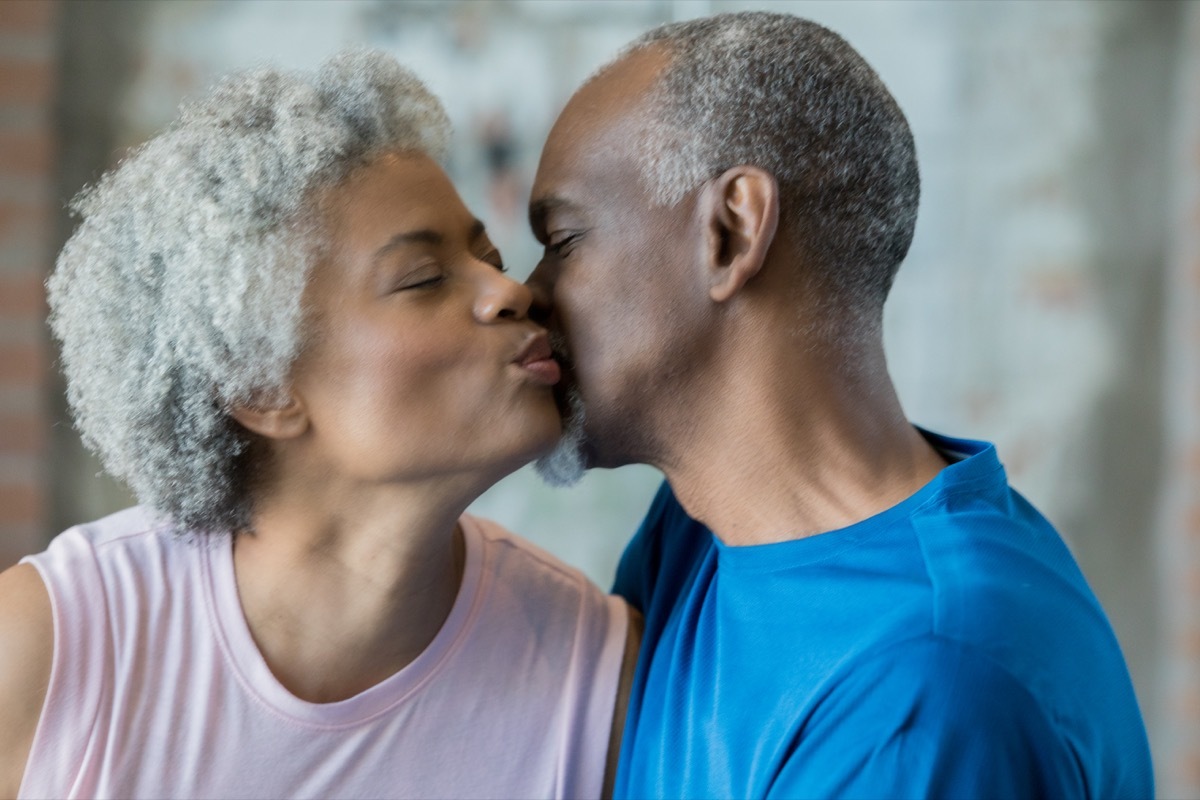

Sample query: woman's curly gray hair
[47,50,450,534]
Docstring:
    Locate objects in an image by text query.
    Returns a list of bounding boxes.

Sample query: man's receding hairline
[584,11,920,349]
[581,41,673,126]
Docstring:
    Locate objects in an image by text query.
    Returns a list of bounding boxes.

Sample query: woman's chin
[518,410,567,464]
[478,406,565,480]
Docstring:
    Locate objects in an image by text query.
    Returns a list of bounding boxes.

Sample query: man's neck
[655,345,947,547]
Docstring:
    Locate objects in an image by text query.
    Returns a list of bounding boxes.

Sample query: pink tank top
[19,506,627,799]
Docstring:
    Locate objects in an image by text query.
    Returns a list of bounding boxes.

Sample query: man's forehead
[533,47,669,195]
[561,47,669,134]
[591,45,671,101]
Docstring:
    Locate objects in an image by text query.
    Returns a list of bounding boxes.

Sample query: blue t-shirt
[612,431,1152,799]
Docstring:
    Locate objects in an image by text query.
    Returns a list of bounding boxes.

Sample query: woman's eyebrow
[372,219,489,260]
[373,229,443,263]
[374,220,489,263]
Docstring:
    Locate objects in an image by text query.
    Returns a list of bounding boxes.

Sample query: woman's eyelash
[403,275,445,291]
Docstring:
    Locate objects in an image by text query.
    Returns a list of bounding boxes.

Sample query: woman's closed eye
[392,262,446,292]
[403,274,446,290]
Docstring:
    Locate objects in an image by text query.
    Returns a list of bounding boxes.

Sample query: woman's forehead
[325,154,477,241]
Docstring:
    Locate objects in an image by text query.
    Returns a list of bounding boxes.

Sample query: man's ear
[699,166,780,303]
[228,390,309,441]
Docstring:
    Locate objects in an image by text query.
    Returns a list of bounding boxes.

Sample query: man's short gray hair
[47,50,450,534]
[625,11,919,335]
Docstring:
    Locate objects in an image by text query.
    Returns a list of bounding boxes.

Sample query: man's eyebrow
[528,196,577,237]
[373,219,487,262]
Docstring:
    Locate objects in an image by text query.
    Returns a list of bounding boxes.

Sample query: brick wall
[1161,3,1200,796]
[0,0,57,569]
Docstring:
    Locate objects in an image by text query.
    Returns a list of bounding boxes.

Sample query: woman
[0,51,635,799]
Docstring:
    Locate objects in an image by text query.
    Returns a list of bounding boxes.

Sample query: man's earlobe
[229,391,309,441]
[703,166,780,303]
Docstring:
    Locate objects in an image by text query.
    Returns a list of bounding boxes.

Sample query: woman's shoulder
[27,505,195,582]
[462,513,598,590]
[454,515,630,755]
[23,505,208,656]
[459,513,627,631]
[46,505,178,551]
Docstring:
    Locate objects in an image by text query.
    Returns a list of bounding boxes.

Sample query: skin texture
[527,46,947,546]
[263,152,562,490]
[528,48,712,470]
[0,565,51,799]
[0,153,610,795]
[46,51,455,536]
[229,152,564,702]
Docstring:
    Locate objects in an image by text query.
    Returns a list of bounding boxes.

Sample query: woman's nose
[474,268,532,323]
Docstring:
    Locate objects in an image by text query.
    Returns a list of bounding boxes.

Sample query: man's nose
[524,261,555,325]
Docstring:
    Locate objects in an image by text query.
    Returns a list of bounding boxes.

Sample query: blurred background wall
[0,0,1196,793]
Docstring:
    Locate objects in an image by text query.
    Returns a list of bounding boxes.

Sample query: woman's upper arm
[0,564,53,799]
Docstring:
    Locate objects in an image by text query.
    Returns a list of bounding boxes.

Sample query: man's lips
[513,333,562,386]
[546,330,574,373]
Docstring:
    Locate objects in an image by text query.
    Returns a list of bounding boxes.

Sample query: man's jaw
[535,331,594,486]
[534,383,588,487]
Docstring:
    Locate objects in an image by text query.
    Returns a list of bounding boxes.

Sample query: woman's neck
[232,479,472,703]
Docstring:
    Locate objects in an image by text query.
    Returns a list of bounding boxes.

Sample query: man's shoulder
[776,634,1078,798]
[828,633,1054,710]
[791,632,1151,799]
[857,483,1153,797]
[612,481,713,613]
[902,478,1117,671]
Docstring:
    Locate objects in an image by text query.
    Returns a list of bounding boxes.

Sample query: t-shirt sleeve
[768,636,1083,800]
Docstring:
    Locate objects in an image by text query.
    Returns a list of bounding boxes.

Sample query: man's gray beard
[534,386,588,487]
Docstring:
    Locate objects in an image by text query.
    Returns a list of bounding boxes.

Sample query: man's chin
[534,385,589,487]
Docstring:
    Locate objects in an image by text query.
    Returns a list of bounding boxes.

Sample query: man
[526,11,1153,800]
